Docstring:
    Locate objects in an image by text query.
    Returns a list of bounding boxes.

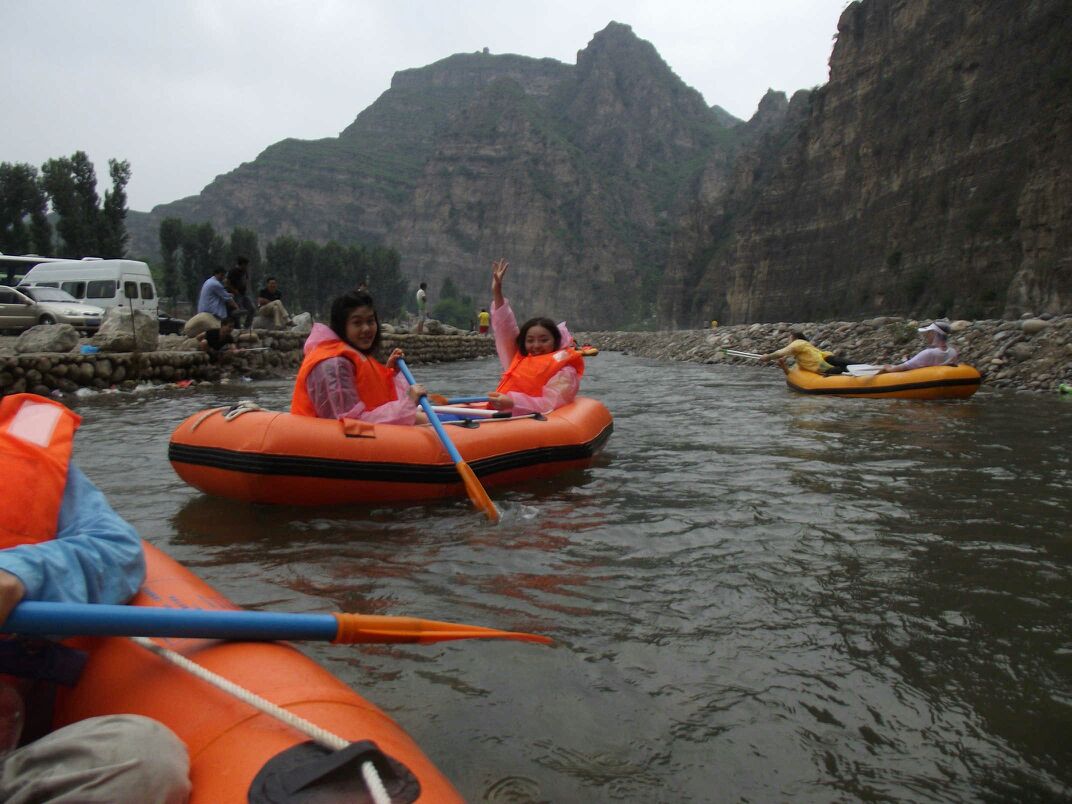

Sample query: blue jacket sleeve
[0,464,146,604]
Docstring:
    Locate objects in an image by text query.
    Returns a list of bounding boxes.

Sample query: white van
[19,258,158,316]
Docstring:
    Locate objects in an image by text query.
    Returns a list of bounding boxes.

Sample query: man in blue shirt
[196,267,235,320]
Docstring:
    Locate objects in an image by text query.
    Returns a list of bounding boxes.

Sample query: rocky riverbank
[578,315,1072,394]
[0,328,497,398]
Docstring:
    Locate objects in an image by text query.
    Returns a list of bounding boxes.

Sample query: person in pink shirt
[486,259,584,416]
[877,320,959,373]
[291,291,428,425]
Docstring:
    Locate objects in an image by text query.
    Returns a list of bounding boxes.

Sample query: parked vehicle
[0,285,37,332]
[157,312,187,335]
[0,285,105,333]
[0,252,67,286]
[18,258,158,316]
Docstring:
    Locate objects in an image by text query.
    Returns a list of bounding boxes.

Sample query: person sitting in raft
[291,290,428,425]
[486,258,584,415]
[0,393,191,802]
[876,320,958,373]
[759,331,857,375]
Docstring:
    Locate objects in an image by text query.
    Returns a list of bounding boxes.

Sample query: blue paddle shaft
[446,396,488,404]
[396,358,465,464]
[2,601,340,641]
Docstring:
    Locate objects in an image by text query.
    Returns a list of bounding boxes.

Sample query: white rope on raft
[130,636,392,804]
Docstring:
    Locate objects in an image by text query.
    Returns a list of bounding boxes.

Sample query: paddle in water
[1,601,550,645]
[396,358,501,523]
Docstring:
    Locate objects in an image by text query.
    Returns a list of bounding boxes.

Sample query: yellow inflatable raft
[785,364,982,399]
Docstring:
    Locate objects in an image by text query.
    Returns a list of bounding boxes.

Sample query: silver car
[0,284,104,333]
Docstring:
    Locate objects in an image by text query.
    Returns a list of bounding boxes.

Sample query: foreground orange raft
[785,364,982,399]
[169,397,614,506]
[52,542,462,803]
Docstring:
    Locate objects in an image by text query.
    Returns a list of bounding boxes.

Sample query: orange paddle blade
[332,613,551,645]
[456,460,500,523]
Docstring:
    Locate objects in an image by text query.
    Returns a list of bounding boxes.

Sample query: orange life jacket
[0,394,80,549]
[496,348,585,397]
[291,339,398,417]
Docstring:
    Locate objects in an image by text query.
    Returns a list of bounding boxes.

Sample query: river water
[68,351,1070,802]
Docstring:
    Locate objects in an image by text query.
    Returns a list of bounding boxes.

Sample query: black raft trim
[169,422,613,485]
[787,377,981,396]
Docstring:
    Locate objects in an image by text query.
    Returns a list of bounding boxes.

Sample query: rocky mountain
[659,0,1072,325]
[129,23,738,328]
[130,2,1071,329]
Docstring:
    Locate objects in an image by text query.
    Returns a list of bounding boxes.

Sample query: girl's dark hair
[330,290,381,355]
[516,317,561,356]
[791,331,809,342]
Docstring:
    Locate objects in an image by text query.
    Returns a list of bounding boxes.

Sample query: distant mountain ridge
[128,22,741,328]
[129,3,1071,327]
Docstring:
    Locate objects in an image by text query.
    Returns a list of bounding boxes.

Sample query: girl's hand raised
[491,258,509,306]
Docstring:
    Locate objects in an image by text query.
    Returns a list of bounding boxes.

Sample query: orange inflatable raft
[51,542,462,803]
[169,397,614,506]
[785,364,982,399]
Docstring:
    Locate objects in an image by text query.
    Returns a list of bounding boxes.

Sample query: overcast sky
[2,0,849,212]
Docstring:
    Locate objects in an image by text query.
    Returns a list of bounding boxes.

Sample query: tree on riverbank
[159,218,405,317]
[0,162,52,255]
[1,152,131,259]
[431,276,475,330]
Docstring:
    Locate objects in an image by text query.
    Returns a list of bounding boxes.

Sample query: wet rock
[1020,318,1050,335]
[96,307,158,351]
[16,324,79,354]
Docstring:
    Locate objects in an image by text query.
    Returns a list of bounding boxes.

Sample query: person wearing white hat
[876,321,958,373]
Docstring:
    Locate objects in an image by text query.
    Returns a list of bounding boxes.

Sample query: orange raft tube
[785,364,982,399]
[52,542,463,803]
[169,397,614,506]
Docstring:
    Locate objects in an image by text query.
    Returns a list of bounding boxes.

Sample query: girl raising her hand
[486,258,584,415]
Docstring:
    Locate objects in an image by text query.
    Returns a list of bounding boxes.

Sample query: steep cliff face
[393,23,734,328]
[391,79,642,327]
[661,0,1072,325]
[129,52,572,256]
[128,24,736,329]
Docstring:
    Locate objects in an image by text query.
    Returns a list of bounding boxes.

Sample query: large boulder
[1021,318,1051,336]
[290,312,313,333]
[15,323,79,354]
[91,307,159,352]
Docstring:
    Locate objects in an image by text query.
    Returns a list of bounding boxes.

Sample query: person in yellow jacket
[760,331,856,375]
[486,258,584,415]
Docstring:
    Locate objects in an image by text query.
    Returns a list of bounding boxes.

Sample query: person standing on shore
[477,308,490,335]
[226,257,255,330]
[415,282,428,335]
